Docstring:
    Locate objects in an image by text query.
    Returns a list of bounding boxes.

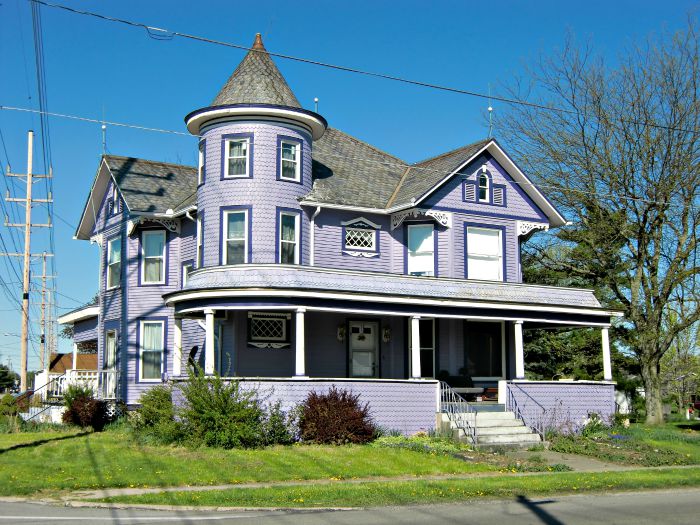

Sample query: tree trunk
[642,359,664,424]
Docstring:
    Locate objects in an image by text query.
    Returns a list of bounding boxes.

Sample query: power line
[1,104,688,208]
[29,0,700,137]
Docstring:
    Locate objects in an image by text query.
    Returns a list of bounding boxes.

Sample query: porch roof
[164,265,617,320]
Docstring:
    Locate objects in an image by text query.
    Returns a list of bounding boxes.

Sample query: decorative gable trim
[390,208,452,230]
[127,217,180,236]
[340,216,382,229]
[517,220,549,237]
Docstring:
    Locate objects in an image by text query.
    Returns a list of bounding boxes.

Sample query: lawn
[0,429,494,496]
[549,420,700,466]
[97,467,700,508]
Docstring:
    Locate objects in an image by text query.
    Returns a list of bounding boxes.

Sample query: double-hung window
[140,320,164,381]
[466,226,503,281]
[142,230,166,284]
[280,141,300,182]
[279,212,299,264]
[182,262,193,287]
[224,210,248,264]
[224,138,249,178]
[407,224,435,276]
[106,237,121,289]
[198,143,205,184]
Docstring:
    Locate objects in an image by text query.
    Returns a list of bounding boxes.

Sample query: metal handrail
[439,381,478,444]
[31,372,66,401]
[505,382,546,439]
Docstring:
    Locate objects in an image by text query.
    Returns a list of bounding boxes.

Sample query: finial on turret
[252,33,265,50]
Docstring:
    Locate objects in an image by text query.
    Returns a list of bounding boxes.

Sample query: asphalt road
[0,488,698,524]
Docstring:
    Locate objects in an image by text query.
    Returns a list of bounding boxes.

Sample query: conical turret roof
[212,33,301,108]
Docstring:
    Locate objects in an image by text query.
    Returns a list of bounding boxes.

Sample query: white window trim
[344,227,376,252]
[198,146,204,184]
[470,321,507,381]
[106,237,121,290]
[141,230,166,285]
[407,224,435,277]
[408,318,436,379]
[224,138,250,178]
[139,319,164,382]
[466,226,503,282]
[182,262,193,287]
[248,311,291,348]
[279,212,300,264]
[224,209,249,265]
[196,216,203,268]
[279,140,301,182]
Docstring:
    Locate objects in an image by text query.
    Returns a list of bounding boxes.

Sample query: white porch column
[204,309,215,375]
[514,320,525,379]
[173,317,182,377]
[411,315,422,379]
[295,308,306,377]
[71,342,78,371]
[602,326,612,381]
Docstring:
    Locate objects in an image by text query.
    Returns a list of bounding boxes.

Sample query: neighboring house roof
[57,304,99,325]
[211,33,301,108]
[105,155,198,214]
[308,128,407,209]
[49,353,98,373]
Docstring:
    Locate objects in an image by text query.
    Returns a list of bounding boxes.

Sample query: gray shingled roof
[387,139,490,208]
[307,128,408,208]
[104,156,197,214]
[212,34,301,108]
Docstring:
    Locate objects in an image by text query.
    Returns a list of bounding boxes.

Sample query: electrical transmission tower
[1,131,53,391]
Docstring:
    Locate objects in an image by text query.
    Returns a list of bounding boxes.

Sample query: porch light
[337,325,346,342]
[382,327,391,343]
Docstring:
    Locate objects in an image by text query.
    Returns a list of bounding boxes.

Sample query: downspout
[309,206,322,266]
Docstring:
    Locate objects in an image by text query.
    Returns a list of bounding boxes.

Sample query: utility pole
[1,131,53,391]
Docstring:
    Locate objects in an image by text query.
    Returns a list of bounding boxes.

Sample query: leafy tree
[500,20,700,423]
[0,365,18,392]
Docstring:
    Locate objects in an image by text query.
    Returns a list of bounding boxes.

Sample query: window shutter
[464,182,476,202]
[493,187,505,206]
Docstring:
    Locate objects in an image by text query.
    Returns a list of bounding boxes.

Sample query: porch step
[439,410,541,448]
[465,403,506,413]
[476,433,542,445]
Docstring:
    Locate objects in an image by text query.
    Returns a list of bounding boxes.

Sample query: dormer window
[279,140,301,182]
[224,138,249,178]
[478,172,490,202]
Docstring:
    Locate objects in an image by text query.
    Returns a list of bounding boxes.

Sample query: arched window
[478,172,490,202]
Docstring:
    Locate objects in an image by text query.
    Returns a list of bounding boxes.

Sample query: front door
[349,321,378,378]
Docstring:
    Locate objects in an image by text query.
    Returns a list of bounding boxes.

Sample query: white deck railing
[35,370,118,400]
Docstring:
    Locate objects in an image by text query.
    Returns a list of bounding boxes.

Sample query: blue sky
[0,0,697,370]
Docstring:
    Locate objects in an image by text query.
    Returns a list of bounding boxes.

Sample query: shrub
[261,400,296,446]
[62,384,107,431]
[179,368,264,449]
[299,387,377,445]
[0,394,20,433]
[133,385,182,444]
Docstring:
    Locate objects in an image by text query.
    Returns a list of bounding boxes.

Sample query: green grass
[96,467,700,508]
[0,430,494,496]
[549,421,700,466]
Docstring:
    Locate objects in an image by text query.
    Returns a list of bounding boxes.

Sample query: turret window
[224,138,249,178]
[198,141,205,185]
[278,211,300,264]
[224,210,248,264]
[280,141,300,181]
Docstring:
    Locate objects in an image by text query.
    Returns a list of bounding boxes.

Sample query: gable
[422,152,549,222]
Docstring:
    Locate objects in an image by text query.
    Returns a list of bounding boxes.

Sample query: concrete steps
[438,406,542,448]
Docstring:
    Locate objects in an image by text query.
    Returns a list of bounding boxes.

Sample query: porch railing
[439,381,478,444]
[505,382,546,439]
[34,370,118,401]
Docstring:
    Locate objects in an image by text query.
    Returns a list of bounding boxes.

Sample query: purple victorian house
[59,34,619,444]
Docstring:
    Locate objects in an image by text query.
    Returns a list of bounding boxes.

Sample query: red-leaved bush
[299,387,377,445]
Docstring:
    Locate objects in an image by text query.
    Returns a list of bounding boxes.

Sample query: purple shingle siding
[172,378,438,435]
[505,381,616,433]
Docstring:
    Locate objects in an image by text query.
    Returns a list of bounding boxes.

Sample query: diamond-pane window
[345,228,375,251]
[248,313,290,343]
